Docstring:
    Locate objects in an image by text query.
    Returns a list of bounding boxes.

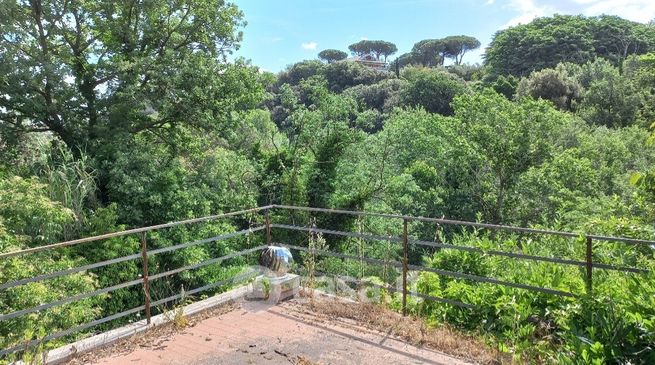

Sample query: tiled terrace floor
[85,297,474,365]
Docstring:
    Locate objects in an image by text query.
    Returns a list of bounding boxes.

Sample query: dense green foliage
[486,15,655,77]
[0,0,257,155]
[514,57,652,128]
[1,3,654,364]
[400,67,467,116]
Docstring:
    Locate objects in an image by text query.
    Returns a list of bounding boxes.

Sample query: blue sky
[232,0,655,72]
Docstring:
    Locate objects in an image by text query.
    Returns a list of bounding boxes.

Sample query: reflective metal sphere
[259,246,293,276]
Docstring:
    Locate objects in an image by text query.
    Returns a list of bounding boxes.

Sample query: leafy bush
[323,60,392,92]
[0,176,99,353]
[411,229,654,364]
[401,66,468,115]
[516,67,581,111]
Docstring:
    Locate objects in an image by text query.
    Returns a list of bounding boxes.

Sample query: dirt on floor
[299,290,503,364]
[69,291,505,365]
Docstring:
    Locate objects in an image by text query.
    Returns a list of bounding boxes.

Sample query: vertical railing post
[357,215,364,280]
[265,210,272,246]
[402,219,409,317]
[585,236,593,295]
[140,232,151,324]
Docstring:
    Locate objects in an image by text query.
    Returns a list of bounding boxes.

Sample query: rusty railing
[1,204,653,358]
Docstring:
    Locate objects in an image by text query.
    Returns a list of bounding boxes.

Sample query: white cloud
[301,41,317,50]
[485,0,495,5]
[574,0,655,23]
[501,0,655,28]
[501,0,554,28]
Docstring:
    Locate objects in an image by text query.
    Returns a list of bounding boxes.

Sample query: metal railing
[269,205,653,315]
[1,204,653,358]
[0,206,273,358]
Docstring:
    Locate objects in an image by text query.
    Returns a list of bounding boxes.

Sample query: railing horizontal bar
[0,227,265,292]
[272,223,403,243]
[0,244,265,323]
[286,243,573,298]
[272,205,655,246]
[3,203,651,260]
[593,262,647,272]
[0,278,144,322]
[0,305,146,357]
[369,280,474,309]
[408,264,576,297]
[274,224,647,274]
[410,239,479,253]
[315,271,474,309]
[273,205,399,220]
[412,239,648,274]
[147,226,265,257]
[2,269,261,356]
[3,204,652,261]
[0,253,142,291]
[406,290,475,309]
[0,206,272,259]
[149,246,267,281]
[285,244,403,268]
[150,270,258,308]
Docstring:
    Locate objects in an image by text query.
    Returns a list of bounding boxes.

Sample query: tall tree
[348,40,374,57]
[485,14,655,77]
[370,40,398,61]
[452,90,565,223]
[485,15,595,77]
[348,40,397,61]
[575,59,642,128]
[0,0,261,155]
[410,39,447,67]
[625,53,655,124]
[395,52,416,68]
[591,15,655,65]
[441,35,481,65]
[318,49,348,63]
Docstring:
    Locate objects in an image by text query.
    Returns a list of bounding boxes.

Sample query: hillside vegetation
[1,2,655,363]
